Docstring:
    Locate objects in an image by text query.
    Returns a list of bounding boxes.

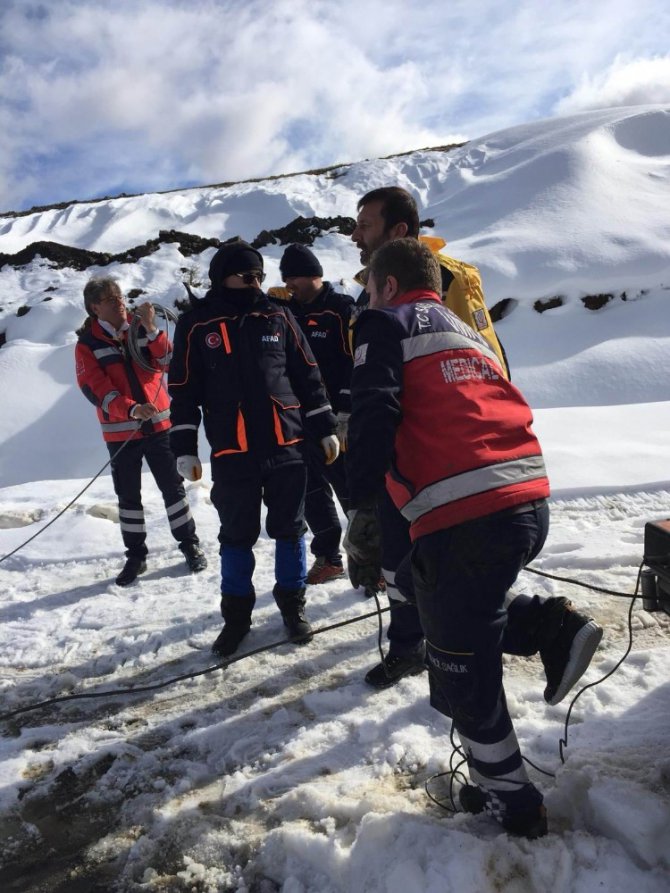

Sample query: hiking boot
[115,556,147,587]
[181,541,208,573]
[539,598,603,705]
[364,652,426,689]
[459,784,548,839]
[282,607,313,644]
[307,557,345,585]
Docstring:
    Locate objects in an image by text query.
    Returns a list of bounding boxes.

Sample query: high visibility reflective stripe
[101,390,121,413]
[170,423,198,433]
[120,521,147,533]
[381,567,409,604]
[458,728,530,791]
[166,498,188,516]
[93,347,121,360]
[402,455,547,522]
[102,419,140,432]
[401,330,501,369]
[305,403,332,418]
[169,510,192,531]
[120,509,145,519]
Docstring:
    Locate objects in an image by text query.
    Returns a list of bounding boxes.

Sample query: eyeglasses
[233,270,266,285]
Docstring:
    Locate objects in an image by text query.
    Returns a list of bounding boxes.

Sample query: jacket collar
[389,288,441,307]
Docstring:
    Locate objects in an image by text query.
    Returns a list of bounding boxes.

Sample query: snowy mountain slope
[0,105,669,489]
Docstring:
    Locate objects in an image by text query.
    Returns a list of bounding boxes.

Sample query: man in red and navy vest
[75,276,206,586]
[345,238,561,838]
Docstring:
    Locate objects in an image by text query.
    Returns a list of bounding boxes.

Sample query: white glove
[177,455,202,481]
[321,434,340,466]
[336,411,350,451]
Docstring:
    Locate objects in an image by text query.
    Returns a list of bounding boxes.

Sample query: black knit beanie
[209,240,264,285]
[279,244,323,278]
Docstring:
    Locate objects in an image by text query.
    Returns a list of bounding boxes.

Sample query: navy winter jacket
[282,282,354,413]
[168,287,336,468]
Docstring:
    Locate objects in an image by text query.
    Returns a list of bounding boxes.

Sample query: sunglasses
[233,270,266,285]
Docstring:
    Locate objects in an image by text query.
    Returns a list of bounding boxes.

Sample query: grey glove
[344,505,381,589]
[336,411,350,451]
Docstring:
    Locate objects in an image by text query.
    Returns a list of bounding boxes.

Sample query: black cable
[0,605,390,723]
[524,565,636,599]
[557,561,643,763]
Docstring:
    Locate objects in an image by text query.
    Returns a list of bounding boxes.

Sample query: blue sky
[1,0,669,212]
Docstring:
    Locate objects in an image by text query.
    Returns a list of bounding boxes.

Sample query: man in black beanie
[168,239,339,656]
[278,243,355,585]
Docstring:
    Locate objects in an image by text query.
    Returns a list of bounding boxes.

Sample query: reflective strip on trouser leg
[119,507,147,550]
[383,568,408,603]
[165,496,196,539]
[457,727,530,793]
[384,565,426,657]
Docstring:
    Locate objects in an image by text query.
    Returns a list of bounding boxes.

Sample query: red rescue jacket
[75,315,172,443]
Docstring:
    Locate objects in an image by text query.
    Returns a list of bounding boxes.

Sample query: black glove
[348,554,382,592]
[344,505,381,589]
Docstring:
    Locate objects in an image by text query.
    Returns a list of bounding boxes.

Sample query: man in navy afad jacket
[278,244,354,584]
[169,241,338,656]
[344,238,600,839]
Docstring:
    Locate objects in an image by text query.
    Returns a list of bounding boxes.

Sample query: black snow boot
[115,555,147,587]
[273,585,313,644]
[180,541,208,573]
[211,594,255,657]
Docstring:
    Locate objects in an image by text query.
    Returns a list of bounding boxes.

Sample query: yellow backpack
[419,236,509,379]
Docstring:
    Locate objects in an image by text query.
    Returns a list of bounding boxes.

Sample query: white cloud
[555,56,670,115]
[0,0,669,211]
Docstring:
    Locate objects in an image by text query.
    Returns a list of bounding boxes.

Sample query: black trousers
[107,432,197,558]
[304,439,350,564]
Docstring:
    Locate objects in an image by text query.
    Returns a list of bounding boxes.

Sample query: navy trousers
[211,457,308,599]
[107,432,198,558]
[409,502,549,811]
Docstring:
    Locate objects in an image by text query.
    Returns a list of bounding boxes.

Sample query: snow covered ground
[1,105,670,891]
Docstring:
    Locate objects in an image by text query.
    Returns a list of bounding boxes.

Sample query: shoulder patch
[472,308,489,331]
[353,343,368,368]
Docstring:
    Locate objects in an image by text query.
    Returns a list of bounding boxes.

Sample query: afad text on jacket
[168,288,336,468]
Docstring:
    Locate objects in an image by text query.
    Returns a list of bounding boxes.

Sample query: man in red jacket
[75,276,207,586]
[344,238,601,839]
